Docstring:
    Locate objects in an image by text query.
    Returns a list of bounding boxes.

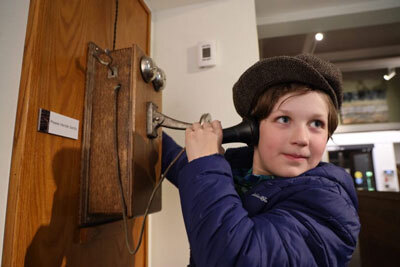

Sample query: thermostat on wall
[198,41,217,68]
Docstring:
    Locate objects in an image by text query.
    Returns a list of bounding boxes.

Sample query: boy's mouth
[283,153,309,160]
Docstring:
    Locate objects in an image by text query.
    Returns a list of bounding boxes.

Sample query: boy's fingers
[202,122,213,130]
[192,122,201,130]
[211,120,222,129]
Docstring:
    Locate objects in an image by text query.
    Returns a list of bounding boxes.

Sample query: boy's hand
[185,120,224,162]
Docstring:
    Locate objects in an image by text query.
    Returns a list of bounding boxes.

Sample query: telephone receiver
[222,119,259,145]
[146,102,259,145]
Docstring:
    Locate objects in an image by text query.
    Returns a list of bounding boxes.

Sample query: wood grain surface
[2,0,152,266]
[79,43,162,225]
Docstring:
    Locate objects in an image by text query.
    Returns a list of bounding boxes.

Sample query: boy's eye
[276,116,290,124]
[310,120,324,128]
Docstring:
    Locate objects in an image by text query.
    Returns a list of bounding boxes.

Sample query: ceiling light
[384,68,396,81]
[315,33,324,41]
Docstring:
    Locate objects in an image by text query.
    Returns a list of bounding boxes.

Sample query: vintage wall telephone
[146,101,259,145]
[79,42,258,252]
[142,56,259,145]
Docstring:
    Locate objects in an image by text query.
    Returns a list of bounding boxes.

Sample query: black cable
[113,0,119,51]
[113,84,185,255]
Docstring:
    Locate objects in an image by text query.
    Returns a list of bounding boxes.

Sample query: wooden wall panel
[117,0,151,53]
[2,0,151,266]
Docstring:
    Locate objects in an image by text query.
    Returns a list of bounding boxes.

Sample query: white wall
[0,0,30,262]
[148,1,259,266]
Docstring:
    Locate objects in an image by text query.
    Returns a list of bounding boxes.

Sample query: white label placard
[38,108,79,140]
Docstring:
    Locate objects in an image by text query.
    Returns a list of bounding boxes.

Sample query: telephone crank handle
[146,102,211,138]
[155,113,192,130]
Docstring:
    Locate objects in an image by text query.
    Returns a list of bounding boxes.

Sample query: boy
[162,54,360,267]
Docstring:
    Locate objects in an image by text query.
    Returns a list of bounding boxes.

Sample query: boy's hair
[250,83,338,139]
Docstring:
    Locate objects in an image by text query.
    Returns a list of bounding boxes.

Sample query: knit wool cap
[233,54,343,119]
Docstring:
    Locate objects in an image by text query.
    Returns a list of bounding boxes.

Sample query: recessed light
[315,33,324,41]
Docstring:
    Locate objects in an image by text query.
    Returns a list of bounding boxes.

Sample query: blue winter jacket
[162,133,360,267]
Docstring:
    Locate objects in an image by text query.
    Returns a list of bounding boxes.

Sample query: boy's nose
[291,125,309,146]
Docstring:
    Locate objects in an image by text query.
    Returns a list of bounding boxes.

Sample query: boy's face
[253,91,329,177]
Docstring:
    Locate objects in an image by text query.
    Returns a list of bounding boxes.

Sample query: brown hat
[233,54,343,119]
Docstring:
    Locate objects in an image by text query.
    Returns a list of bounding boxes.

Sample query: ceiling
[146,0,400,38]
[146,0,400,24]
[255,0,378,15]
[146,0,400,69]
[260,22,400,59]
[255,0,400,25]
[256,0,400,71]
[145,0,208,11]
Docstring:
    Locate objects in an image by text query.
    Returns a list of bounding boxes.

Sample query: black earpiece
[222,119,259,146]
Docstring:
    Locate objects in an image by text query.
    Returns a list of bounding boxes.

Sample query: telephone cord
[113,84,185,255]
[112,0,119,51]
